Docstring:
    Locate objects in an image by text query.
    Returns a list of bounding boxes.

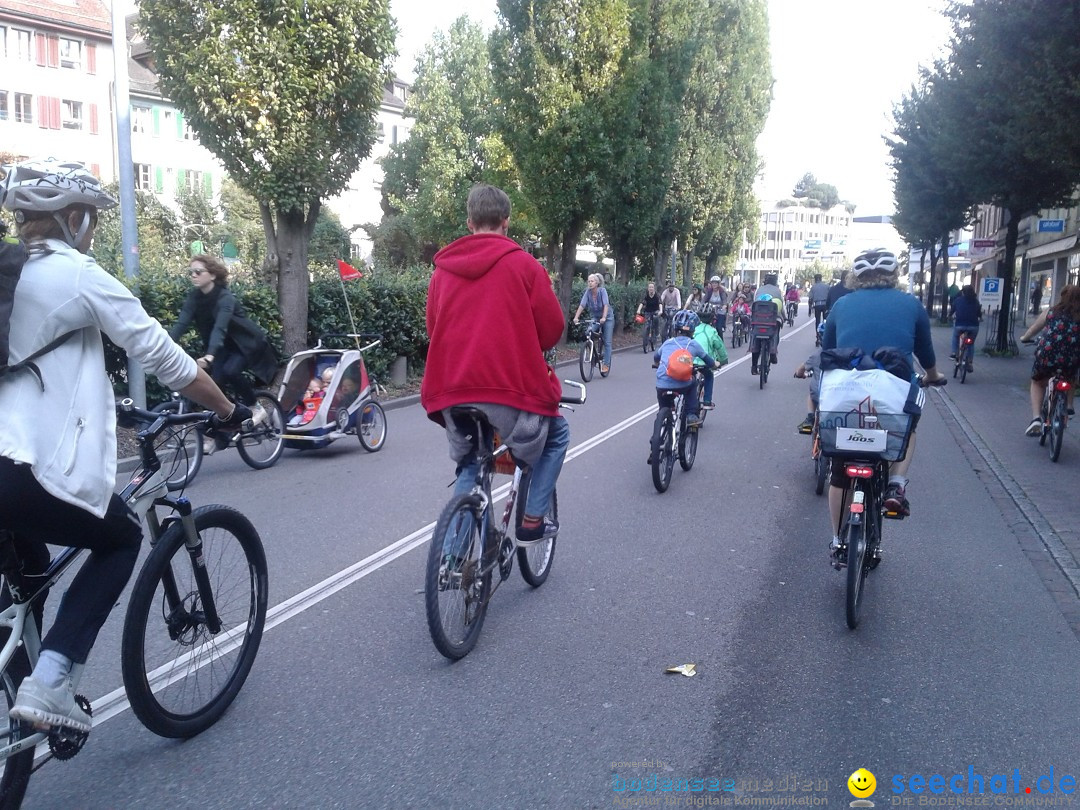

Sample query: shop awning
[1026,235,1077,259]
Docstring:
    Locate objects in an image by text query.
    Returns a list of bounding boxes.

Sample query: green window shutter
[154,167,163,193]
[176,169,186,194]
[176,110,184,139]
[202,171,212,198]
[152,106,160,136]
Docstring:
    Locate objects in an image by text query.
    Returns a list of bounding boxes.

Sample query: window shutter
[176,169,186,194]
[202,171,212,198]
[37,96,47,129]
[89,103,99,134]
[176,111,184,139]
[50,97,61,129]
[35,33,46,66]
[86,43,96,74]
[154,167,164,193]
[47,35,59,68]
[152,106,160,136]
[91,163,101,177]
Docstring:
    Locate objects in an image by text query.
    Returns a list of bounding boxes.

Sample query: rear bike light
[845,465,873,478]
[1054,379,1072,392]
[963,336,974,345]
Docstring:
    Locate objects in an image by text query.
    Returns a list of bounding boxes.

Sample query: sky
[388,0,954,215]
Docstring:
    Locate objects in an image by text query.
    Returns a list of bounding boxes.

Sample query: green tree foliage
[93,185,185,277]
[380,17,532,259]
[139,0,396,354]
[792,172,841,211]
[491,0,633,330]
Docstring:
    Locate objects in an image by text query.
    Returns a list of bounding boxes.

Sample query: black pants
[0,457,141,663]
[212,350,257,405]
[813,305,827,328]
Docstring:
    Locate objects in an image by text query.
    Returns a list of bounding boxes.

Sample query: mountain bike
[424,382,586,660]
[151,389,285,488]
[953,330,975,384]
[649,369,703,493]
[0,402,268,807]
[577,319,609,382]
[641,311,660,354]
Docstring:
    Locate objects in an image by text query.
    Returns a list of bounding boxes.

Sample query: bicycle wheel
[236,391,284,470]
[579,338,594,383]
[650,408,675,493]
[1049,393,1067,463]
[958,344,969,384]
[425,494,490,659]
[678,418,698,471]
[0,648,33,810]
[1040,394,1050,446]
[515,472,557,587]
[121,505,268,738]
[813,437,829,496]
[151,401,203,490]
[844,516,869,629]
[357,400,388,452]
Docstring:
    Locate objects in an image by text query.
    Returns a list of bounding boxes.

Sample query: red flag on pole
[337,259,362,281]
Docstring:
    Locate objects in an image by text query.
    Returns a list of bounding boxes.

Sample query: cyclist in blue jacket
[652,310,718,428]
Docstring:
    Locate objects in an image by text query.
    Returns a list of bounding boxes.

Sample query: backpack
[665,338,695,381]
[0,237,76,390]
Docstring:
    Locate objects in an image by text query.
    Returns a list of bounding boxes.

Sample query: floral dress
[1032,309,1080,380]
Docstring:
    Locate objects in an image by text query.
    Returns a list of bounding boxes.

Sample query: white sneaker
[9,675,91,733]
[202,436,217,455]
[252,404,268,426]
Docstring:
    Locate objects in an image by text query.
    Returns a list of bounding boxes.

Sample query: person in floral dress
[1022,284,1080,436]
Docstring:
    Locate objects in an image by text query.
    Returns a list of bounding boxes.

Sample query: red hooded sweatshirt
[421,232,565,424]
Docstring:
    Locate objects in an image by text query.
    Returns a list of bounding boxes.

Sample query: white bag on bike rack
[817,368,922,461]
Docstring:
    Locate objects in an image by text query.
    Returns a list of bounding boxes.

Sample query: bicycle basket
[817,411,914,462]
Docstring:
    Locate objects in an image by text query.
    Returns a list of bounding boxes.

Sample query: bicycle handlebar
[117,399,213,434]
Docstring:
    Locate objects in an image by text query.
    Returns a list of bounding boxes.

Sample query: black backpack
[0,236,76,390]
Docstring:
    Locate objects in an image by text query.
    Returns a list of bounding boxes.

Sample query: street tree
[139,0,396,354]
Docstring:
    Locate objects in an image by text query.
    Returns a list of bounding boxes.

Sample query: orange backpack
[665,339,695,382]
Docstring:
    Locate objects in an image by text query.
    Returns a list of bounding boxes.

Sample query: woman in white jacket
[0,159,248,734]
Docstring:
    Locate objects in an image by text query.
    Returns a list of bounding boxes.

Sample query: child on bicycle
[652,310,719,429]
[692,304,728,409]
[793,349,823,433]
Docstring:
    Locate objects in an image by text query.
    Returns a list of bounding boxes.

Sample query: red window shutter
[50,97,61,130]
[90,163,101,177]
[35,34,46,66]
[37,96,48,129]
[89,103,99,134]
[86,43,97,74]
[47,36,59,68]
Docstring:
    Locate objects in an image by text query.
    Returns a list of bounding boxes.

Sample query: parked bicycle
[578,319,609,382]
[639,312,660,354]
[152,388,285,489]
[424,382,587,660]
[953,330,975,384]
[649,368,703,493]
[0,402,268,807]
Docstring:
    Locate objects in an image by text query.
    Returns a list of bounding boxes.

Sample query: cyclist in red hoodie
[421,184,568,543]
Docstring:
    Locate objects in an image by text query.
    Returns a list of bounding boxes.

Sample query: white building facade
[738,201,853,284]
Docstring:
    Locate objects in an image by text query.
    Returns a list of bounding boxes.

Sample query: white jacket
[0,239,198,517]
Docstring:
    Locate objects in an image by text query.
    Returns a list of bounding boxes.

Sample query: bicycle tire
[151,400,203,490]
[579,339,594,383]
[0,648,33,810]
[1050,393,1067,463]
[642,323,650,354]
[1040,395,1050,446]
[678,419,697,471]
[844,516,868,629]
[236,391,285,469]
[425,494,490,659]
[357,400,388,452]
[650,408,675,493]
[959,344,969,384]
[121,505,268,738]
[515,472,557,587]
[814,450,828,496]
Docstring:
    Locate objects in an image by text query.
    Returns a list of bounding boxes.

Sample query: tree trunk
[926,242,938,309]
[275,202,318,357]
[654,243,669,286]
[996,208,1020,353]
[545,232,559,276]
[558,219,583,344]
[682,250,693,288]
[939,232,951,321]
[614,237,633,285]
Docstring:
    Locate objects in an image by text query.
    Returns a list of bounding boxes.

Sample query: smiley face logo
[848,768,876,798]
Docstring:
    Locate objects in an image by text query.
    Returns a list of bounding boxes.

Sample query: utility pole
[111,3,146,406]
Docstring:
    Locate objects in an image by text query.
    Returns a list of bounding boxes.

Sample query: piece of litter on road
[686,611,695,617]
[882,697,891,704]
[664,663,697,677]
[772,485,780,489]
[602,702,613,709]
[779,581,785,585]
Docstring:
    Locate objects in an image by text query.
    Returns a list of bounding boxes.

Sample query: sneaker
[829,537,845,570]
[202,436,217,456]
[600,363,610,374]
[685,414,703,428]
[252,404,269,426]
[517,517,559,544]
[883,483,910,517]
[9,675,91,733]
[1025,418,1043,437]
[770,353,778,365]
[948,353,956,359]
[701,402,716,410]
[750,364,759,376]
[797,417,814,435]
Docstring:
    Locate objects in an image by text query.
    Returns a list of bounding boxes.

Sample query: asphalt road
[21,312,1080,809]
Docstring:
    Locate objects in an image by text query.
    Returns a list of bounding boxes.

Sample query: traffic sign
[981,277,1002,306]
[1038,219,1065,232]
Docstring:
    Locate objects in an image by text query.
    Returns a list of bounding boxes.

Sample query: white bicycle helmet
[709,275,721,283]
[851,248,898,276]
[1,158,116,249]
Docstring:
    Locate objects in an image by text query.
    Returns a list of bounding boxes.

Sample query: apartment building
[738,200,853,284]
[0,0,113,175]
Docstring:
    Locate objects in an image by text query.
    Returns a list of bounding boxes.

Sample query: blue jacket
[653,336,716,389]
[823,288,936,372]
[953,295,982,328]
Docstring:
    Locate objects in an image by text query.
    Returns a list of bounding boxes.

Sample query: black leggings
[0,457,141,663]
[212,350,257,405]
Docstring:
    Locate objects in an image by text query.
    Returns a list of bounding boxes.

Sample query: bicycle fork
[161,498,223,636]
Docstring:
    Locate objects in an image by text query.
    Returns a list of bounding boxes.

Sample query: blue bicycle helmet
[672,309,699,333]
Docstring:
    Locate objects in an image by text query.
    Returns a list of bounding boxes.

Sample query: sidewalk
[926,321,1080,635]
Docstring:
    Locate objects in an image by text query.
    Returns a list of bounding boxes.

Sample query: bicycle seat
[449,406,492,429]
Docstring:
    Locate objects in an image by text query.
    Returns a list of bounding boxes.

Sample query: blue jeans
[452,414,570,518]
[701,367,714,403]
[599,318,614,366]
[952,325,978,356]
